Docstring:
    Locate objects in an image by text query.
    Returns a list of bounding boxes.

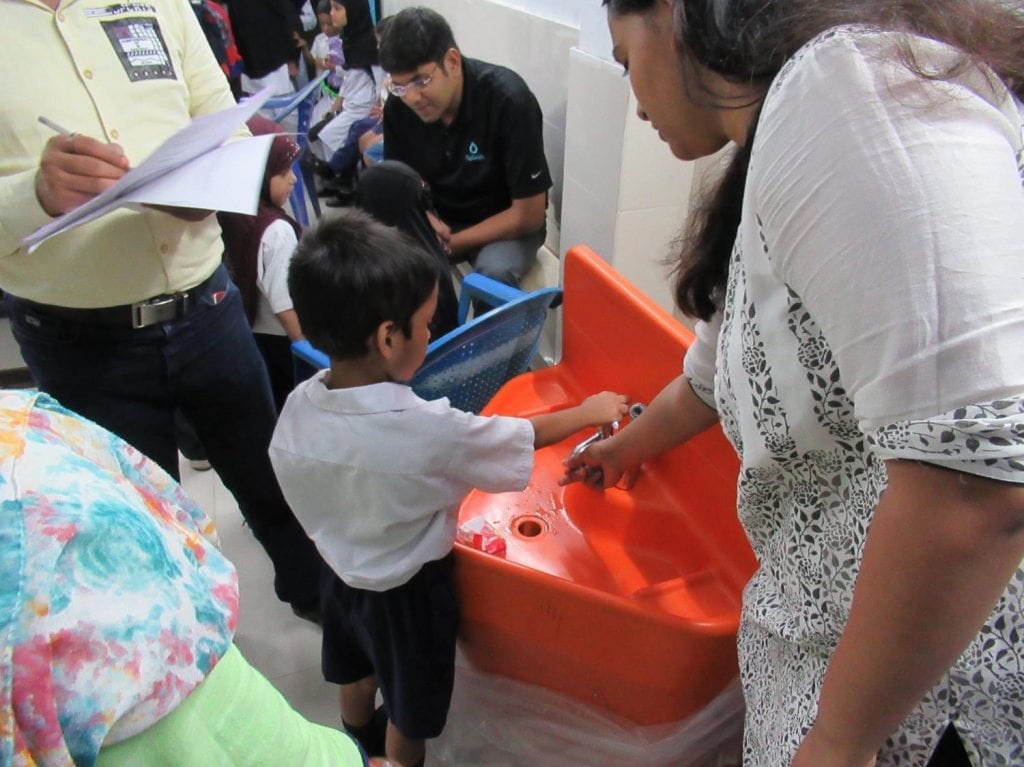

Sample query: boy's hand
[580,391,629,427]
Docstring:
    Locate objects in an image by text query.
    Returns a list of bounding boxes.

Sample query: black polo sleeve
[495,77,551,201]
[382,97,412,165]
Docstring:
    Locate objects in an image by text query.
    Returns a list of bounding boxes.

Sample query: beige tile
[612,206,688,315]
[618,92,697,213]
[564,47,629,198]
[560,176,618,261]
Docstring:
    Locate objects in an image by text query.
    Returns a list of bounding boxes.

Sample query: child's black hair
[289,209,442,360]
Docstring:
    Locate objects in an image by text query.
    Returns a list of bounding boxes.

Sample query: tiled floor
[176,459,344,729]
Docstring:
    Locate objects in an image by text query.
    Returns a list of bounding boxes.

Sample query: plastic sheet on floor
[429,651,745,767]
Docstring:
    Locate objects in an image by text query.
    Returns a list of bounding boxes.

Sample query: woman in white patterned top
[567,1,1024,765]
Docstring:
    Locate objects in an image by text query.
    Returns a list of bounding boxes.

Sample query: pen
[37,116,72,136]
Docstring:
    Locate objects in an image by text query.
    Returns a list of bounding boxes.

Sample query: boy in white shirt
[270,210,627,767]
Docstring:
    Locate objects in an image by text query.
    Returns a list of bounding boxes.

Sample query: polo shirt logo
[465,141,485,163]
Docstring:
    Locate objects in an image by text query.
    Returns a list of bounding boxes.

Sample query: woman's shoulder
[766,24,1011,109]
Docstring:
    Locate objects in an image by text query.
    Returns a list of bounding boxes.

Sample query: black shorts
[321,555,459,739]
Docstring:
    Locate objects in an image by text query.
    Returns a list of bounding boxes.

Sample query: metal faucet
[567,401,646,462]
[568,422,617,462]
[565,402,647,486]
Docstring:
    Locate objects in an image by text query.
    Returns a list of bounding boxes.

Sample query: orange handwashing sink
[453,244,757,725]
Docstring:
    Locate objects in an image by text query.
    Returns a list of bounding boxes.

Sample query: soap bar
[457,517,507,556]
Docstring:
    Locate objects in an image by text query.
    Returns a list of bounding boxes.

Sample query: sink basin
[453,245,757,725]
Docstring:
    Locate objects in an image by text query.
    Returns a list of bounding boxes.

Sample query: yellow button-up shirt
[0,0,239,307]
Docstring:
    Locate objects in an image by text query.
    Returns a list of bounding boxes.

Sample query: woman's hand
[561,432,638,490]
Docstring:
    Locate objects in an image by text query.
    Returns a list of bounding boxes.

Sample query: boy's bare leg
[385,720,426,767]
[340,674,378,726]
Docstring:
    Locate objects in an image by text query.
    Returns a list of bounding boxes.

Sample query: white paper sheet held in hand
[23,87,277,252]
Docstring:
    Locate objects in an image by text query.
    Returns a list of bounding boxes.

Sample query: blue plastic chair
[264,71,329,226]
[292,273,563,413]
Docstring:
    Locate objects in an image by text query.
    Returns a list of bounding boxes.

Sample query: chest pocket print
[100,13,176,82]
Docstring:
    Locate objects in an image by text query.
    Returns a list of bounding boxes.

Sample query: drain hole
[510,514,548,539]
[516,519,543,537]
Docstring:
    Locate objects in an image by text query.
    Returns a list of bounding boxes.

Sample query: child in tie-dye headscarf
[0,390,369,766]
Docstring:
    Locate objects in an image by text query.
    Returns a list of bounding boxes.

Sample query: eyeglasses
[386,64,441,97]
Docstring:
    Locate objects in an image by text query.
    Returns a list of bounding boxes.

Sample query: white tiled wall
[560,48,628,262]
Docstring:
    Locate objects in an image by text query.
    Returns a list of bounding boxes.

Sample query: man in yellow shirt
[0,0,322,620]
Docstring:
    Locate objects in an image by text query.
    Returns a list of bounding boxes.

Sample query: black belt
[14,267,226,330]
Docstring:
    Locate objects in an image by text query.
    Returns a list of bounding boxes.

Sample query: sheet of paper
[122,134,273,213]
[24,87,274,251]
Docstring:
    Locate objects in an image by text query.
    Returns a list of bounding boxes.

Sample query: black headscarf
[354,161,459,336]
[338,0,378,70]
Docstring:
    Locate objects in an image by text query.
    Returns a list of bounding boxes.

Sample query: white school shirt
[311,65,383,157]
[683,26,1024,765]
[269,374,535,591]
[251,219,298,337]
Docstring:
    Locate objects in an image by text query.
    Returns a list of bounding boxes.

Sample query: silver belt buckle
[131,294,188,329]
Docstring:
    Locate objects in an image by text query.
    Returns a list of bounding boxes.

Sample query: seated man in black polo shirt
[377,6,551,290]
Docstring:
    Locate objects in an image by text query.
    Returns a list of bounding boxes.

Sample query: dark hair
[333,0,378,69]
[378,6,458,73]
[604,0,658,12]
[374,14,393,40]
[608,0,1024,320]
[288,209,441,360]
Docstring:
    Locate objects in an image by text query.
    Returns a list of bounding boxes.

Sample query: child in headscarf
[354,160,459,336]
[218,116,304,412]
[308,0,383,163]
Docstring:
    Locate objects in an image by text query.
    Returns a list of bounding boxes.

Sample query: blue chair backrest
[413,286,561,413]
[292,284,562,413]
[264,71,328,129]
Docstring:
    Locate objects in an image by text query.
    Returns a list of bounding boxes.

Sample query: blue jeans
[327,114,381,177]
[5,266,322,608]
[466,228,545,289]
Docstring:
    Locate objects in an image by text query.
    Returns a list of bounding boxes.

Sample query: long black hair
[606,0,1024,320]
[336,0,378,70]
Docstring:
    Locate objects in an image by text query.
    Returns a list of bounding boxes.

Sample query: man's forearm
[448,196,545,256]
